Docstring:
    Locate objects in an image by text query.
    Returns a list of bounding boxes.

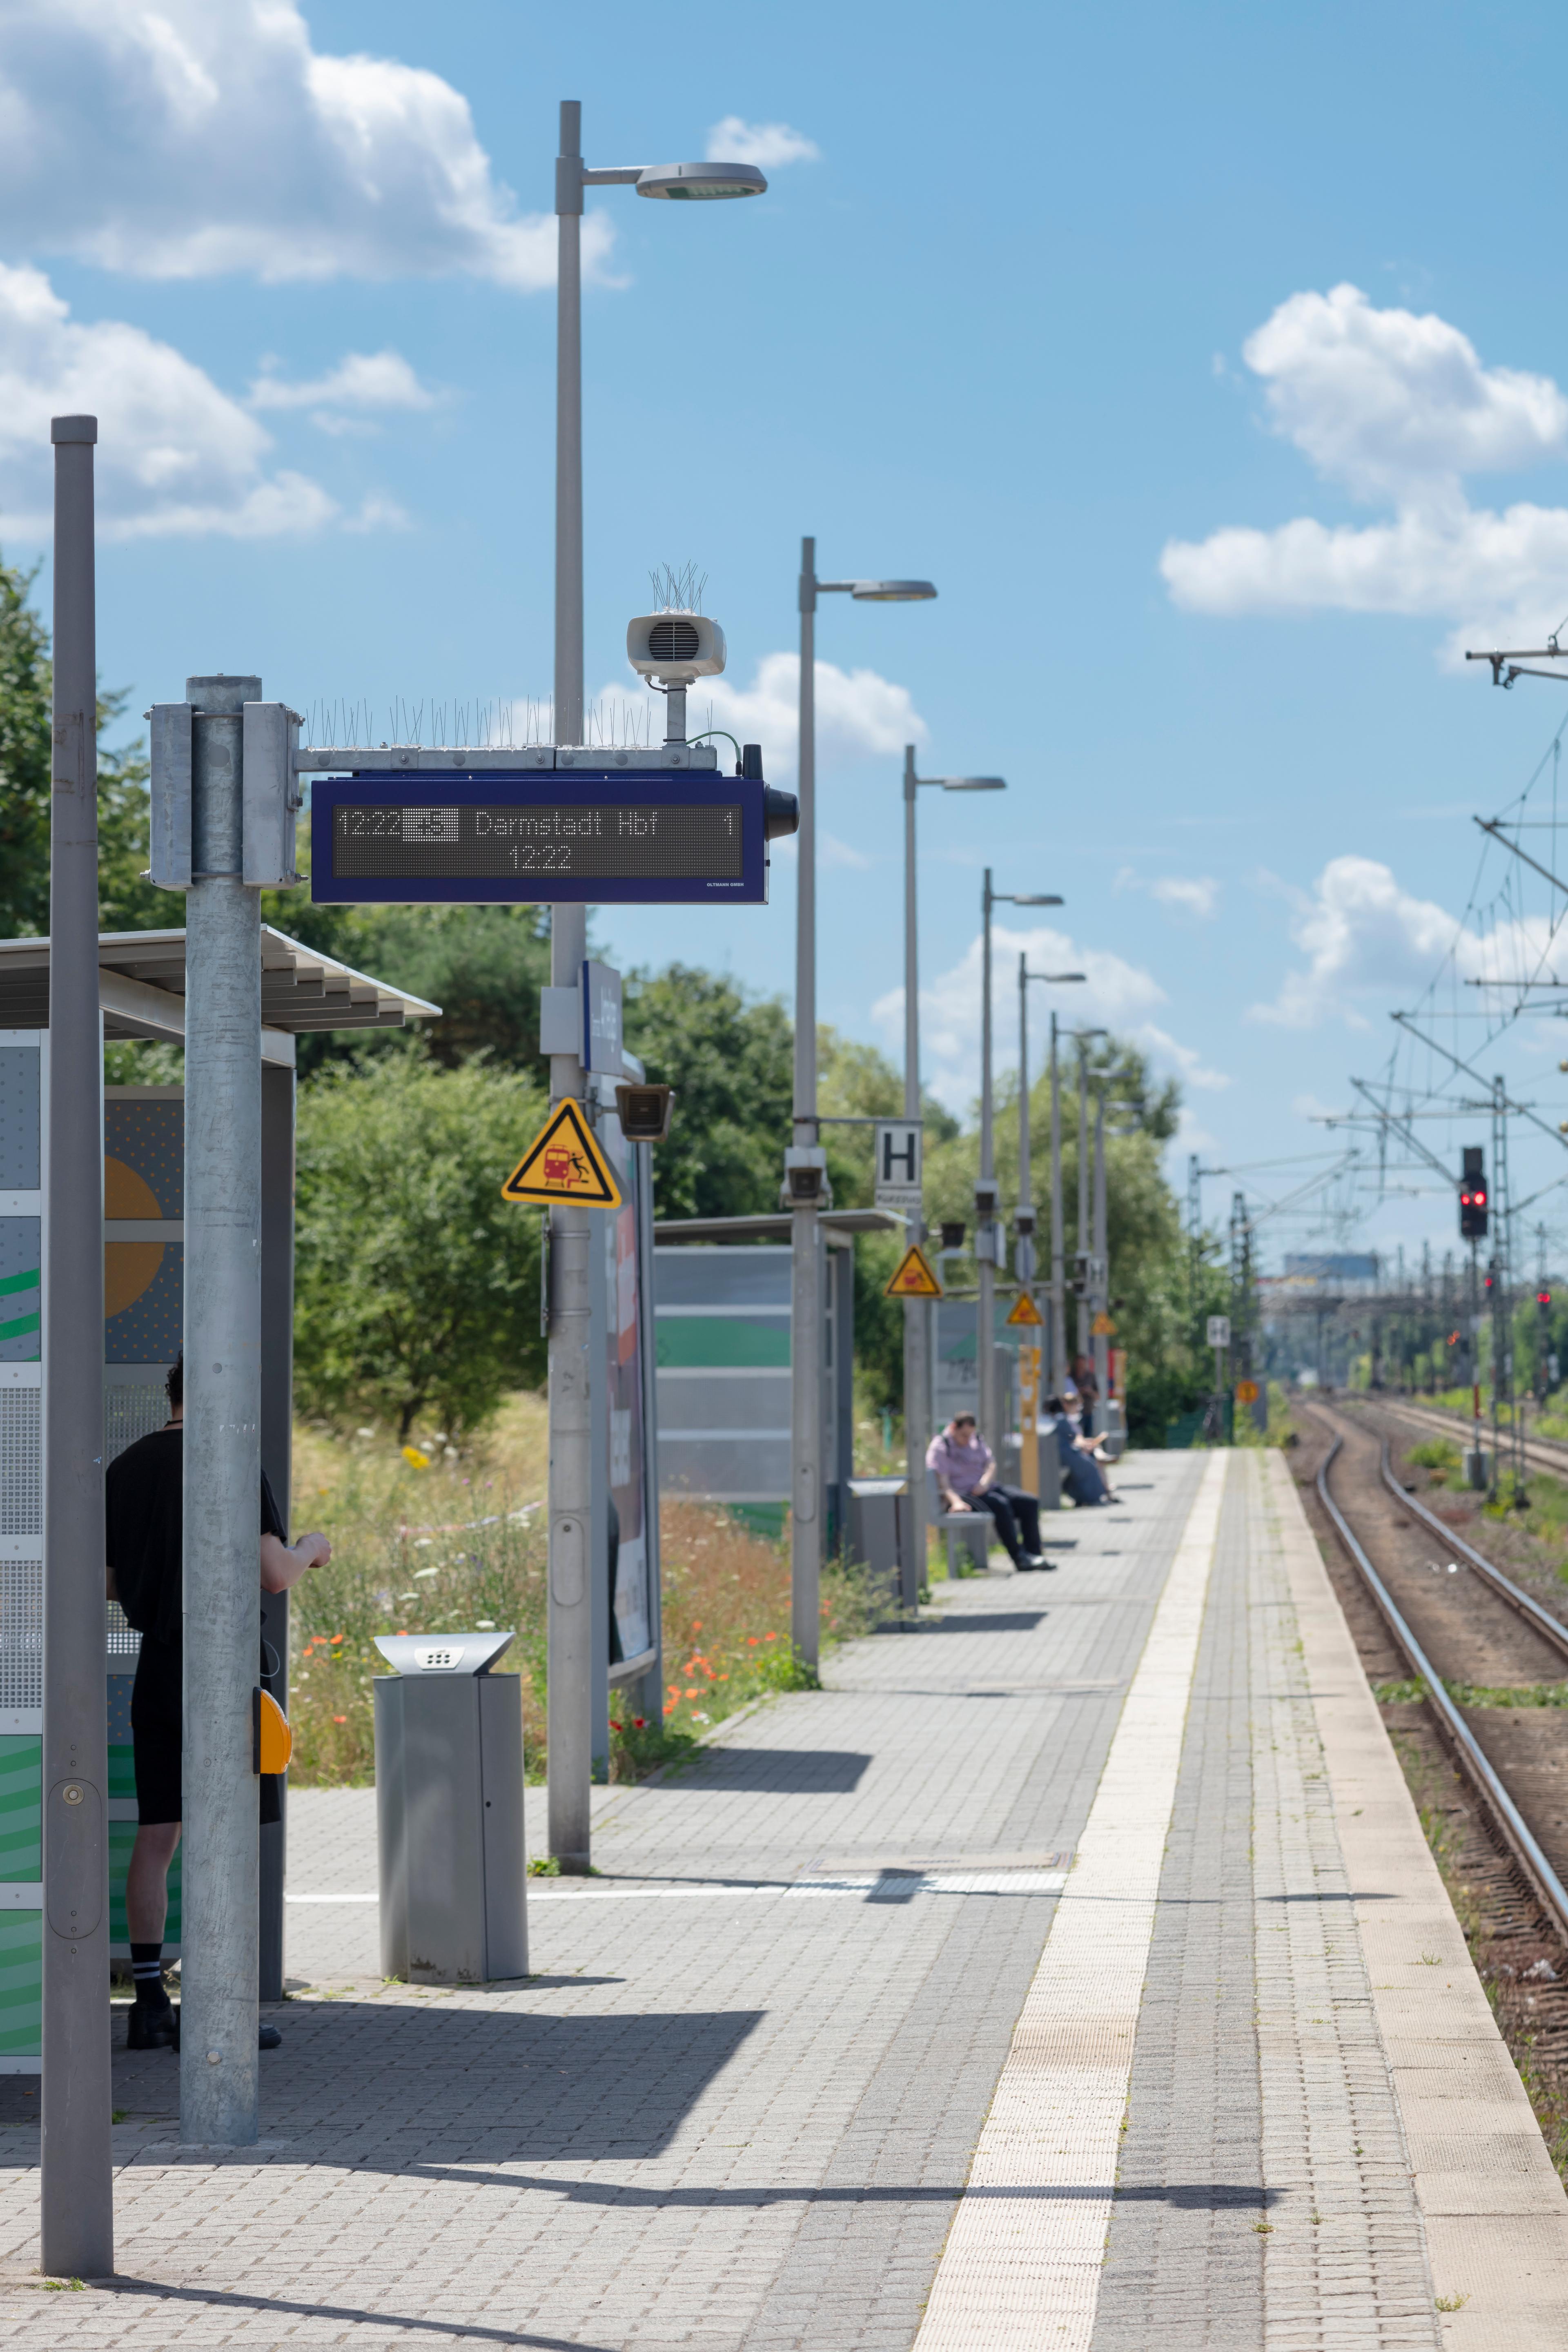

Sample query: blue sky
[9,0,1568,1269]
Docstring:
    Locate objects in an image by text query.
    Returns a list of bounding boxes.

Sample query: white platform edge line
[911,1451,1229,2352]
[1264,1449,1568,2346]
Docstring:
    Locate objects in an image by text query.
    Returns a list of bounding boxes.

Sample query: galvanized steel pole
[976,871,997,1451]
[791,540,822,1670]
[181,672,263,2147]
[1076,1040,1090,1363]
[548,96,593,1869]
[900,746,927,1610]
[40,413,113,2276]
[1049,1014,1066,1391]
[1092,1081,1109,1429]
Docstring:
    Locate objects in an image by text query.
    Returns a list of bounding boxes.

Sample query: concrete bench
[928,1472,994,1577]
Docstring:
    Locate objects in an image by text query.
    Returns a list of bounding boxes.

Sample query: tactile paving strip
[911,1449,1228,2349]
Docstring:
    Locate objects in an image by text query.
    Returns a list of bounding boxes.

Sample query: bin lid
[373,1630,516,1676]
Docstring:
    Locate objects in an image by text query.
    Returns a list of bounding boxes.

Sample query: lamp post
[1095,1091,1140,1436]
[790,551,935,1673]
[549,102,765,1867]
[1016,963,1083,1501]
[902,750,1004,1601]
[1064,1028,1106,1398]
[977,871,1063,1459]
[1019,967,1084,1403]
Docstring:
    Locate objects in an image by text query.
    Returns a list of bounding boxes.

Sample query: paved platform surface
[1,1449,1564,2347]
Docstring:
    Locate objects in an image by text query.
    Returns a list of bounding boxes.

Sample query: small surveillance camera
[615,1082,675,1144]
[626,612,726,687]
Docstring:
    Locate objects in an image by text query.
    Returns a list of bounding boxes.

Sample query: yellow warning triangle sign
[1091,1311,1116,1336]
[501,1100,622,1208]
[1005,1290,1044,1327]
[884,1243,942,1299]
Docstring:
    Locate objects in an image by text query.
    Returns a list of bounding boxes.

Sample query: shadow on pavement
[669,1748,871,1793]
[924,1612,1047,1635]
[2,2003,766,2165]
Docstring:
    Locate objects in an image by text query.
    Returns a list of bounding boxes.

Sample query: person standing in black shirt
[105,1354,331,2051]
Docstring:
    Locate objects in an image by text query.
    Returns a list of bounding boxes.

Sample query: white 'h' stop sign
[874,1120,922,1216]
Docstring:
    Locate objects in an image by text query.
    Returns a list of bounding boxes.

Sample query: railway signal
[1459,1145,1488,1239]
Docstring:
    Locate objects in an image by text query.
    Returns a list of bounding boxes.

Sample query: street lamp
[1017,963,1084,1504]
[790,548,937,1670]
[1089,1071,1138,1431]
[1019,966,1085,1392]
[547,102,766,1870]
[1064,1027,1107,1391]
[899,750,1005,1606]
[977,871,1063,1455]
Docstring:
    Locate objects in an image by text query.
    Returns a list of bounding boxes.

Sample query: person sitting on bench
[926,1413,1049,1570]
[1043,1392,1116,1506]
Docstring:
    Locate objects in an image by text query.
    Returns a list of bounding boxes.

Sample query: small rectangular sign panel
[311,768,771,905]
[1206,1314,1231,1348]
[581,960,624,1076]
[873,1119,922,1217]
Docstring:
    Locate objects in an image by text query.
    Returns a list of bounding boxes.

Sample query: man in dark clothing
[105,1354,331,2051]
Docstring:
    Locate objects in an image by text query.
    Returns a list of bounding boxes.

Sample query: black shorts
[131,1633,281,1827]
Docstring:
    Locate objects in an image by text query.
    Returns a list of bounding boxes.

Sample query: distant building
[1281,1253,1380,1285]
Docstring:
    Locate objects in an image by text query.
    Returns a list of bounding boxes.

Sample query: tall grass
[285,1417,880,1787]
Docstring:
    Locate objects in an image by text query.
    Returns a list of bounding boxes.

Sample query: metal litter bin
[848,1477,905,1593]
[373,1630,528,1985]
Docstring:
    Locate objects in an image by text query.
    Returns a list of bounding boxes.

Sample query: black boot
[126,1995,177,2051]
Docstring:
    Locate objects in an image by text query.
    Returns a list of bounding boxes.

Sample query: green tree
[252,895,553,1079]
[921,1033,1214,1443]
[0,550,185,938]
[293,1054,548,1439]
[623,963,794,1220]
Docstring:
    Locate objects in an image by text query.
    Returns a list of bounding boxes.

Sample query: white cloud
[248,350,442,413]
[0,262,383,540]
[665,650,925,784]
[1244,853,1563,1029]
[0,0,617,289]
[1115,868,1220,918]
[1161,283,1568,652]
[706,116,820,169]
[1244,283,1568,501]
[1150,875,1220,917]
[821,833,873,869]
[1137,1023,1229,1089]
[873,922,1168,1114]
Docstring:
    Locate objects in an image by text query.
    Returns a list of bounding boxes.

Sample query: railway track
[1354,1389,1568,1484]
[1309,1400,1568,1944]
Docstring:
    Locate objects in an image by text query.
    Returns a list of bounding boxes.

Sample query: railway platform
[2,1448,1567,2348]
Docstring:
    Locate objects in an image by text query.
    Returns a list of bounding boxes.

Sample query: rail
[1314,1423,1568,1942]
[1376,1443,1568,1668]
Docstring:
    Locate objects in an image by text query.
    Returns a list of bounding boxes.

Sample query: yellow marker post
[501,1099,623,1209]
[1018,1341,1041,1497]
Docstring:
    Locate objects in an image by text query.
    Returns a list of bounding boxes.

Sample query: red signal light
[1540,1290,1553,1307]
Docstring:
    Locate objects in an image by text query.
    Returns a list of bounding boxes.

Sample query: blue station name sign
[310,765,789,906]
